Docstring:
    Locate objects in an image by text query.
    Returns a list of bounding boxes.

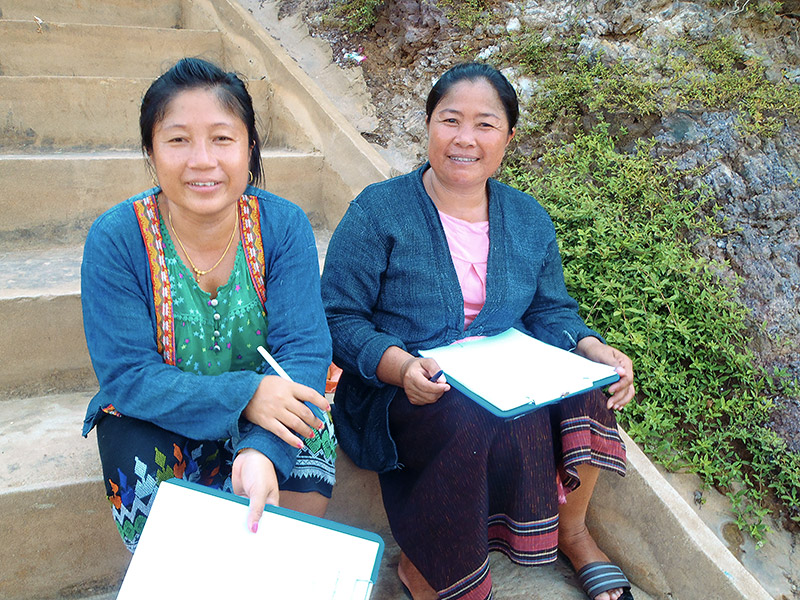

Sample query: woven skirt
[96,411,336,552]
[378,387,626,600]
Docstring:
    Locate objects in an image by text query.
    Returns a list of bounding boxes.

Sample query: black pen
[430,369,444,383]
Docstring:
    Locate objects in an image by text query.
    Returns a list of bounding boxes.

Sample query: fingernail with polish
[251,522,258,534]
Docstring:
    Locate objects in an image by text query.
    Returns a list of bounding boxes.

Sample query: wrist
[399,356,417,381]
[576,335,603,357]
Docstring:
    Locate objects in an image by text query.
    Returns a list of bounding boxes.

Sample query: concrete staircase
[0,1,777,599]
[0,1,393,598]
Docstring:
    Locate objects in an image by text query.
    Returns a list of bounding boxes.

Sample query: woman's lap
[379,387,627,599]
[96,413,335,552]
[379,388,560,597]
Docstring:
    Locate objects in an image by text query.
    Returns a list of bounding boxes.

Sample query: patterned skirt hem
[559,415,627,491]
[436,513,559,600]
[439,557,493,600]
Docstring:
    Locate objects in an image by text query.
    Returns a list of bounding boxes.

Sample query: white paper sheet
[117,480,381,600]
[419,328,618,414]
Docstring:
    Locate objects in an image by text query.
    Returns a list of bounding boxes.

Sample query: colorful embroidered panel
[133,194,175,365]
[239,195,267,306]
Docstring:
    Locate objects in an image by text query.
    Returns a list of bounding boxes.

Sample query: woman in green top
[81,58,335,551]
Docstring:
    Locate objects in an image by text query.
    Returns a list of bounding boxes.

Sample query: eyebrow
[437,108,502,120]
[158,121,237,130]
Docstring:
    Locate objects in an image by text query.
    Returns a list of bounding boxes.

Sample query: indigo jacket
[321,164,601,473]
[81,186,331,482]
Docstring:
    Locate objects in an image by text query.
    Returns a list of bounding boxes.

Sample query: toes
[593,588,623,600]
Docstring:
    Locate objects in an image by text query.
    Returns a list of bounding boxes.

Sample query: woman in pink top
[322,63,635,600]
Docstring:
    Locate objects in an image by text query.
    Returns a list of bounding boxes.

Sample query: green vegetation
[708,0,784,17]
[499,28,800,138]
[438,0,490,29]
[524,55,660,135]
[664,35,800,136]
[491,23,800,544]
[324,0,491,32]
[502,127,800,542]
[324,0,382,32]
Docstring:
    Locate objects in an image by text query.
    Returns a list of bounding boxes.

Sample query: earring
[248,170,254,184]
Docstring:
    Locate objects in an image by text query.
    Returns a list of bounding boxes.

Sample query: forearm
[375,345,416,387]
[575,335,605,359]
[574,336,636,409]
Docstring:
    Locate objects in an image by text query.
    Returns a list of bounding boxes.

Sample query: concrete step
[0,0,185,28]
[0,21,223,78]
[0,76,276,152]
[0,392,131,600]
[0,150,328,251]
[11,388,768,600]
[0,245,90,397]
[0,223,332,396]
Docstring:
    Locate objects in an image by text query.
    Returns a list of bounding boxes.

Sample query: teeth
[190,182,217,187]
[451,157,477,162]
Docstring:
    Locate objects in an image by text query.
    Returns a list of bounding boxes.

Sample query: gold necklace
[168,208,238,280]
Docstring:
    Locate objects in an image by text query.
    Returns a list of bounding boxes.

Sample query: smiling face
[149,87,251,220]
[426,78,515,192]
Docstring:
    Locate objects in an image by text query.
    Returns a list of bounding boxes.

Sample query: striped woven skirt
[378,387,626,600]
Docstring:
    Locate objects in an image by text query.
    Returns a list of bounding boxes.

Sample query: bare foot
[559,525,623,600]
[398,552,438,600]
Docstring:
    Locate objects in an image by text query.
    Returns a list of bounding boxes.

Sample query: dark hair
[140,57,263,186]
[425,62,519,131]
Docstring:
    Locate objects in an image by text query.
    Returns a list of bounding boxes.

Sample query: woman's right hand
[243,375,330,450]
[232,448,279,533]
[400,357,451,405]
[377,346,450,405]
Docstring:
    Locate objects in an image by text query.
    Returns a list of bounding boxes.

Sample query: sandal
[576,561,634,600]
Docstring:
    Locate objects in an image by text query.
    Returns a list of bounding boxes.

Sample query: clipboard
[117,478,384,600]
[419,328,620,418]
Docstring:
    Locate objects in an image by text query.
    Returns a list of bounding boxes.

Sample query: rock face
[283,0,800,446]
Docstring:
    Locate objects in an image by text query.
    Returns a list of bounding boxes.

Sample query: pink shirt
[438,210,489,329]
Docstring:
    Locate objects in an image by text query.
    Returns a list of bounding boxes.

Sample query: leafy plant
[507,30,553,75]
[663,38,800,137]
[530,56,660,133]
[501,125,800,542]
[499,28,800,139]
[325,0,383,32]
[698,35,747,72]
[437,0,490,29]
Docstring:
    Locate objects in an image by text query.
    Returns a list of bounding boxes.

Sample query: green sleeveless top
[159,217,268,375]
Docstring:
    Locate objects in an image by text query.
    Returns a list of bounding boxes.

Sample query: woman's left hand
[232,448,279,534]
[576,336,635,410]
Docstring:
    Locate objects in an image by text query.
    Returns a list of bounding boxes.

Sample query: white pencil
[257,346,325,423]
[257,345,292,381]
